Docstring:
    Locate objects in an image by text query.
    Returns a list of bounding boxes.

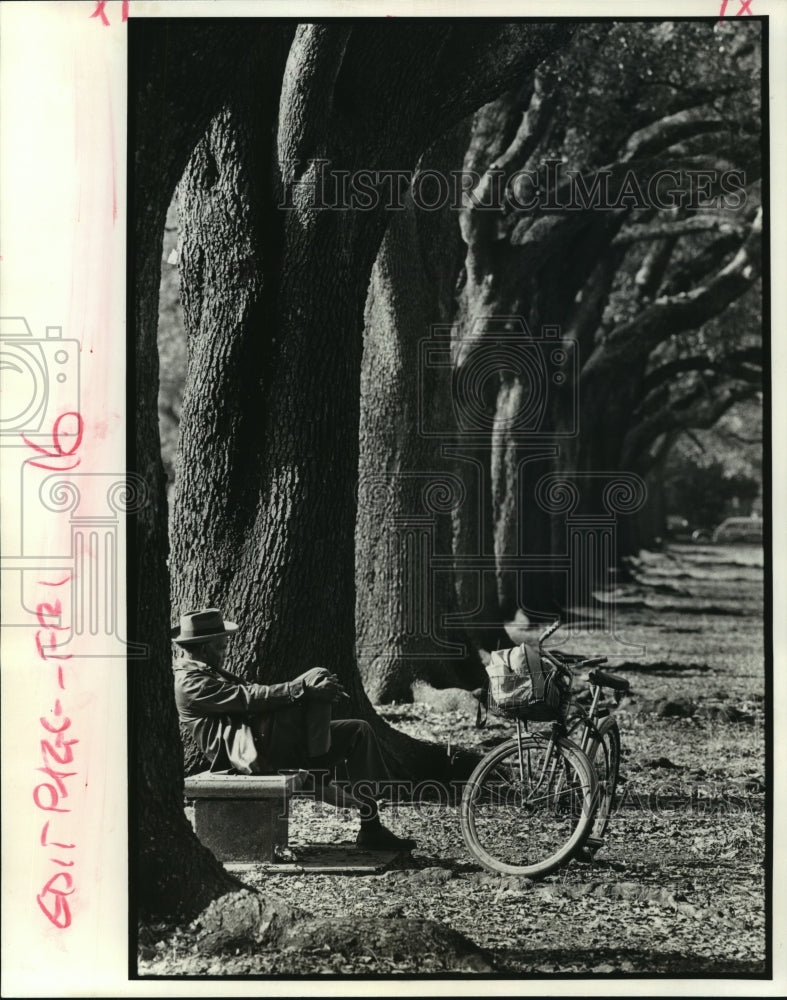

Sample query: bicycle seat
[588,668,630,692]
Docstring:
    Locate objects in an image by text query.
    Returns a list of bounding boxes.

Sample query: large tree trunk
[129,21,269,920]
[355,127,485,704]
[169,22,575,780]
[451,62,697,619]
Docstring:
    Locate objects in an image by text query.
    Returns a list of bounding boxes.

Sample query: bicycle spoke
[587,716,621,844]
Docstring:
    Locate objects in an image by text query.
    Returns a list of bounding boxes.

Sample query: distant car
[666,515,690,536]
[691,528,712,543]
[711,517,763,544]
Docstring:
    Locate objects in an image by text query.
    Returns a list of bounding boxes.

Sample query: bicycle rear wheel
[586,715,621,846]
[460,733,598,877]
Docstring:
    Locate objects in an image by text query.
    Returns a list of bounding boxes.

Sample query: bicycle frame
[567,689,610,764]
[511,621,621,812]
[513,715,592,814]
[514,718,561,805]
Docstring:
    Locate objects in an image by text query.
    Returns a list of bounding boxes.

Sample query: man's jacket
[173,657,309,773]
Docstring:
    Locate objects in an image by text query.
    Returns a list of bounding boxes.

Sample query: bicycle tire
[460,733,598,878]
[586,715,621,846]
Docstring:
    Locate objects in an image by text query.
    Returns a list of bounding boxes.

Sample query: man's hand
[299,667,348,703]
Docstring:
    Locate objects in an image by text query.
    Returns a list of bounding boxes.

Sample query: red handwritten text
[719,0,754,15]
[21,411,83,472]
[26,414,84,930]
[90,0,129,26]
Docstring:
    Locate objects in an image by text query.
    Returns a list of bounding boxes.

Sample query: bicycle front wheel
[460,734,598,878]
[586,715,621,845]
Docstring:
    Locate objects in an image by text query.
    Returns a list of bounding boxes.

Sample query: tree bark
[129,20,272,920]
[453,80,629,617]
[355,127,483,704]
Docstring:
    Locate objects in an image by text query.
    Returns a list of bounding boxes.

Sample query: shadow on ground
[495,945,767,977]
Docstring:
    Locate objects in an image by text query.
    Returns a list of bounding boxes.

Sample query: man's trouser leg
[309,719,391,819]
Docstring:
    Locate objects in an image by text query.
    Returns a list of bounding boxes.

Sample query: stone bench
[184,771,305,863]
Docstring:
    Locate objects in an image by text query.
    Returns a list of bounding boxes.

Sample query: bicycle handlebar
[539,618,562,644]
[535,623,629,694]
[588,667,630,692]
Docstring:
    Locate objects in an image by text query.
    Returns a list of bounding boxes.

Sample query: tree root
[190,889,301,954]
[281,915,495,972]
[184,888,494,970]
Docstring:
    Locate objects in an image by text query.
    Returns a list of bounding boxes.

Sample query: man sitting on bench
[172,607,416,852]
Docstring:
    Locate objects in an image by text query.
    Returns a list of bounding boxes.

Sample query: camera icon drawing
[418,316,578,440]
[0,317,81,447]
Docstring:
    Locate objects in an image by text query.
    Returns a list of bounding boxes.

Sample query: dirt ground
[138,543,766,978]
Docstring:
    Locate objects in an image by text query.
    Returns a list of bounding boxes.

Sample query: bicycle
[460,620,630,878]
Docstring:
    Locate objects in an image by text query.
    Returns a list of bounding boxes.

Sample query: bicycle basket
[486,641,572,722]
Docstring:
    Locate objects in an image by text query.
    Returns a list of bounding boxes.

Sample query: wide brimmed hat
[171,608,239,644]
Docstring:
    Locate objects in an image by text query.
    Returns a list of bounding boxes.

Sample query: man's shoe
[356,824,417,852]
